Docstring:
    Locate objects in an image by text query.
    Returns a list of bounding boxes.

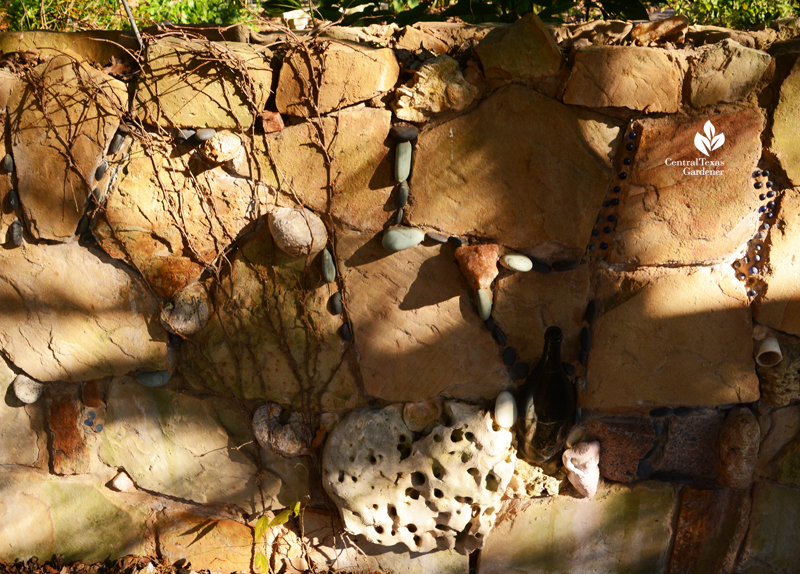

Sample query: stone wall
[1,13,800,574]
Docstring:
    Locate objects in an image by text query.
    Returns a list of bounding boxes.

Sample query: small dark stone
[767,212,775,219]
[762,223,770,230]
[109,132,125,154]
[599,242,609,250]
[88,411,96,420]
[653,420,665,436]
[84,419,94,427]
[92,187,104,203]
[596,214,603,223]
[767,190,775,197]
[762,170,770,177]
[484,317,496,332]
[627,131,637,139]
[674,406,693,417]
[607,214,617,222]
[754,254,762,262]
[749,266,758,274]
[613,186,621,193]
[591,228,599,236]
[585,299,598,324]
[552,260,578,272]
[603,200,610,207]
[10,219,22,246]
[7,189,19,210]
[448,236,466,247]
[395,208,404,225]
[95,424,104,432]
[195,128,216,141]
[747,289,757,297]
[737,273,746,280]
[759,194,766,200]
[753,170,762,178]
[502,347,517,366]
[754,244,762,251]
[341,323,352,342]
[623,157,632,165]
[759,206,766,213]
[95,160,108,181]
[757,232,766,239]
[587,243,596,251]
[610,198,619,206]
[626,143,634,151]
[492,326,507,347]
[1,154,13,173]
[754,182,763,189]
[562,361,575,377]
[578,350,588,366]
[603,226,612,233]
[580,326,592,352]
[168,332,182,347]
[509,362,529,380]
[390,125,419,142]
[767,201,775,209]
[649,406,673,417]
[425,231,448,243]
[395,181,409,209]
[177,129,196,143]
[531,259,551,274]
[767,181,774,188]
[75,214,89,235]
[733,260,741,268]
[330,292,343,315]
[637,459,653,479]
[644,440,659,460]
[618,172,628,180]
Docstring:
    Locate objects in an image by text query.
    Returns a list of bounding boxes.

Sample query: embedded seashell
[563,441,600,498]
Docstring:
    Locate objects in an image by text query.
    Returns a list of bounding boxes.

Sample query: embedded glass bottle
[517,326,576,463]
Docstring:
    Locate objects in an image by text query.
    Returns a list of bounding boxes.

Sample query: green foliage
[252,502,302,573]
[666,0,797,28]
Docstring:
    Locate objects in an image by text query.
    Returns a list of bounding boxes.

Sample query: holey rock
[322,401,515,555]
[392,55,479,122]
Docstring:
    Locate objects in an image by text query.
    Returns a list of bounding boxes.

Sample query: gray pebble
[484,317,496,332]
[653,420,665,436]
[580,326,592,352]
[395,208,404,225]
[7,189,19,210]
[510,362,529,380]
[322,249,336,283]
[395,141,412,183]
[13,374,43,404]
[95,160,108,181]
[341,323,352,342]
[195,128,217,141]
[10,219,22,246]
[178,129,196,143]
[584,299,598,324]
[330,292,343,315]
[425,231,448,243]
[395,181,409,209]
[75,214,89,235]
[390,125,418,142]
[109,132,125,154]
[562,361,575,377]
[92,187,104,203]
[135,370,171,387]
[531,259,551,274]
[382,226,424,252]
[2,154,13,173]
[476,288,492,321]
[502,347,517,366]
[500,253,533,273]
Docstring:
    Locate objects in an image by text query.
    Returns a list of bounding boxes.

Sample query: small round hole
[338,471,345,482]
[375,526,384,534]
[368,455,377,464]
[467,468,480,477]
[406,524,417,533]
[351,476,358,483]
[434,489,443,498]
[450,429,464,442]
[413,535,421,547]
[465,432,475,442]
[405,488,420,500]
[411,472,426,487]
[461,452,470,463]
[433,434,443,443]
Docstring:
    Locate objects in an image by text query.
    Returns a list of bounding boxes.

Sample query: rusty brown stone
[81,380,105,408]
[585,416,656,483]
[46,390,90,475]
[260,110,285,133]
[454,244,500,290]
[654,411,723,483]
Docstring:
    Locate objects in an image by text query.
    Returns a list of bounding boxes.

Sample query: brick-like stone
[46,389,90,475]
[653,411,723,484]
[584,416,657,483]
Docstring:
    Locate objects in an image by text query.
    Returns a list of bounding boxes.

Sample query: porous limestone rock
[322,401,516,554]
[200,130,243,163]
[771,58,800,186]
[160,282,212,337]
[689,39,771,108]
[455,244,500,290]
[268,207,328,257]
[392,55,479,122]
[505,458,560,498]
[276,41,399,116]
[9,51,126,241]
[0,242,170,383]
[253,402,312,457]
[718,407,760,489]
[562,46,682,113]
[562,441,600,498]
[135,37,272,129]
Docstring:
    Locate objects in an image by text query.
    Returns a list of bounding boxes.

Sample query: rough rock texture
[688,39,771,108]
[135,38,272,129]
[9,51,125,241]
[322,402,515,554]
[200,130,243,163]
[668,487,751,574]
[268,207,327,257]
[160,282,212,337]
[563,47,682,112]
[612,108,764,265]
[653,410,723,483]
[253,402,312,457]
[562,441,600,498]
[276,41,399,116]
[475,13,563,80]
[395,26,450,54]
[718,407,760,489]
[770,58,800,186]
[98,377,271,514]
[0,242,169,382]
[505,458,560,498]
[477,482,677,574]
[738,481,800,572]
[585,266,759,408]
[180,223,360,410]
[410,85,621,258]
[156,513,253,572]
[94,140,273,298]
[757,405,800,479]
[631,15,689,44]
[756,190,800,338]
[584,416,656,482]
[0,360,39,465]
[46,390,90,475]
[568,19,633,45]
[0,468,150,562]
[0,30,137,66]
[454,244,500,290]
[338,232,505,402]
[392,55,479,122]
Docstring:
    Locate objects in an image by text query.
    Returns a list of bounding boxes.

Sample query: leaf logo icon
[694,120,725,156]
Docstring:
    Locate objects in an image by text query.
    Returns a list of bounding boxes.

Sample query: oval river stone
[494,391,518,429]
[395,181,409,209]
[476,288,492,321]
[135,370,170,387]
[322,249,336,283]
[195,128,217,141]
[13,374,43,404]
[382,226,424,252]
[395,141,412,183]
[500,253,532,273]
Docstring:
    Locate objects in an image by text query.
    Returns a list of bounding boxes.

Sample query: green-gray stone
[382,226,425,252]
[322,248,336,282]
[395,141,412,183]
[476,288,492,321]
[2,154,14,173]
[135,369,170,387]
[500,253,533,272]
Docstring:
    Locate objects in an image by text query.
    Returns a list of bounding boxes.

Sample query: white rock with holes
[322,401,516,554]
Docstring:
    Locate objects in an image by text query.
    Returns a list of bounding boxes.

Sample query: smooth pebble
[330,292,343,315]
[95,160,108,181]
[552,260,578,272]
[322,249,336,283]
[109,132,125,154]
[195,128,217,141]
[674,406,693,417]
[425,231,448,243]
[13,374,44,404]
[2,154,13,172]
[395,181,409,209]
[578,349,588,366]
[178,128,196,142]
[649,406,673,417]
[84,419,94,426]
[494,391,518,429]
[493,326,507,347]
[7,189,19,210]
[395,141,412,183]
[584,299,598,324]
[395,208,404,225]
[382,226,424,252]
[531,259,551,274]
[390,125,419,142]
[341,323,352,342]
[75,214,89,235]
[135,370,170,387]
[476,288,492,321]
[580,326,592,352]
[500,253,533,273]
[510,362,529,380]
[10,219,22,246]
[448,236,466,247]
[502,347,517,366]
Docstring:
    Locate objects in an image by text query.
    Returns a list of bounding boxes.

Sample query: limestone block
[718,407,760,489]
[276,41,399,116]
[0,30,138,66]
[0,242,169,383]
[771,60,800,186]
[0,468,149,563]
[475,13,564,80]
[409,85,622,258]
[563,46,682,112]
[337,232,505,402]
[738,481,800,573]
[156,513,253,573]
[322,402,515,554]
[585,266,759,409]
[135,37,272,129]
[392,55,478,122]
[689,39,771,108]
[584,415,657,483]
[477,482,677,574]
[611,108,764,265]
[0,360,39,465]
[9,51,126,241]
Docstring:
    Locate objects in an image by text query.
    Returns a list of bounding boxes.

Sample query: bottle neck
[541,339,562,366]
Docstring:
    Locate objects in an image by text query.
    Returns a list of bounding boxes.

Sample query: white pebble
[500,253,533,273]
[13,374,44,404]
[110,470,136,492]
[494,391,518,429]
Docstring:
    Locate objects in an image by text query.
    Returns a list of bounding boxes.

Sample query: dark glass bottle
[517,326,576,463]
